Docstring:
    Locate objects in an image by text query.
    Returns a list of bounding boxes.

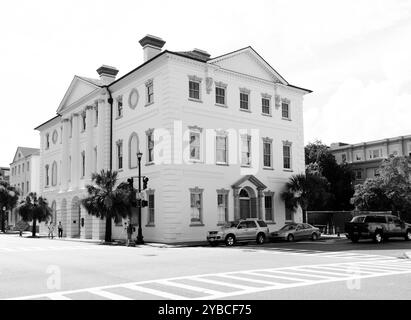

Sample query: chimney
[139,34,166,62]
[192,48,211,60]
[96,65,119,84]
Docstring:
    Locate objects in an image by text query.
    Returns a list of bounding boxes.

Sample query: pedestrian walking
[58,221,63,238]
[48,222,55,239]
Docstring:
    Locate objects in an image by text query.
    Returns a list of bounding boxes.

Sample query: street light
[136,152,144,244]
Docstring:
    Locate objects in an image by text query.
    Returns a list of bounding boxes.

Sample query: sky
[1,0,411,166]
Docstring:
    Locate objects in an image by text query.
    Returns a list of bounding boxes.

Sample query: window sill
[239,108,251,113]
[190,223,205,227]
[145,162,155,167]
[216,162,229,166]
[145,224,155,228]
[263,167,274,171]
[145,102,154,107]
[283,169,293,172]
[215,103,227,108]
[188,98,203,103]
[241,164,252,168]
[261,113,272,117]
[282,117,292,121]
[189,159,203,164]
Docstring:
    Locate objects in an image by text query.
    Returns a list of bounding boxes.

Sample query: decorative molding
[215,129,228,136]
[261,93,272,99]
[85,105,94,111]
[262,137,273,143]
[189,187,204,193]
[128,88,139,110]
[214,81,227,89]
[188,125,203,132]
[145,128,154,136]
[264,190,275,196]
[205,77,213,94]
[61,118,70,123]
[145,78,153,87]
[283,140,292,146]
[116,139,123,146]
[216,188,230,195]
[281,98,291,104]
[188,75,202,83]
[239,87,251,94]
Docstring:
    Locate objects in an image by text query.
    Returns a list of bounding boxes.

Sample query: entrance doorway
[239,188,257,219]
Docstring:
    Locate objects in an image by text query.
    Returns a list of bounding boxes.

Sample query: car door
[245,221,258,240]
[293,224,305,240]
[391,217,405,237]
[302,224,314,239]
[236,221,248,241]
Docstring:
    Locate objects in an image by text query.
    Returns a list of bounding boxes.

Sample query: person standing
[48,222,55,239]
[58,221,63,238]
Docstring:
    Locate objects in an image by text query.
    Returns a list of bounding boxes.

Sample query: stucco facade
[8,147,40,227]
[330,135,411,184]
[36,35,311,243]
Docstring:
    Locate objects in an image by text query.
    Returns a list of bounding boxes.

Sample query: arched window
[239,188,250,198]
[45,165,49,186]
[51,161,58,186]
[129,133,139,169]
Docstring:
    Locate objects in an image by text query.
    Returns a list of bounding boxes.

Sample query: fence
[307,211,393,235]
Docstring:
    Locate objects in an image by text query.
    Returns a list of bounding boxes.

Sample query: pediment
[232,175,267,190]
[56,76,100,114]
[209,47,288,84]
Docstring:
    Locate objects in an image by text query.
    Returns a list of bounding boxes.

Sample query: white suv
[207,219,270,246]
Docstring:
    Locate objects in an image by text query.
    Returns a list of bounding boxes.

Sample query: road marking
[7,259,411,300]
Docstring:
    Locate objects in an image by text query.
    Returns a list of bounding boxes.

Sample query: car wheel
[373,231,383,244]
[256,233,265,245]
[287,234,294,242]
[311,232,318,241]
[405,230,411,241]
[225,235,236,247]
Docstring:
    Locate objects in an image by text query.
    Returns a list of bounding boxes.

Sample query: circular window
[52,130,58,144]
[128,88,139,110]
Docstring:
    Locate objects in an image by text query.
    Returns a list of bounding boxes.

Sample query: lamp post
[136,152,144,244]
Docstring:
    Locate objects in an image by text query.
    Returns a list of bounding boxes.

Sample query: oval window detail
[128,88,139,110]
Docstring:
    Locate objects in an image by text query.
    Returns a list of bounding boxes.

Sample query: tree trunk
[105,216,112,243]
[302,209,307,223]
[32,219,37,237]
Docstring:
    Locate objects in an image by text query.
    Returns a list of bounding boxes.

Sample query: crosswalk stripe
[294,267,350,277]
[262,269,337,280]
[190,277,254,290]
[216,274,282,286]
[309,265,376,275]
[356,264,411,272]
[89,289,132,300]
[244,271,313,282]
[157,280,222,296]
[122,284,187,300]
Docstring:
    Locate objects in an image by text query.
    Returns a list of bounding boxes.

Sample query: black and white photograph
[1,0,411,314]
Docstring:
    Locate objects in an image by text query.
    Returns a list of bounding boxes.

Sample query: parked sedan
[271,223,321,242]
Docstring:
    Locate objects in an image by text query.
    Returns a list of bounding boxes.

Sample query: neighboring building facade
[0,167,10,183]
[330,135,411,184]
[8,147,40,227]
[36,35,311,243]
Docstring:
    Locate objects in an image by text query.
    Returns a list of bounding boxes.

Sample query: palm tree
[0,181,19,233]
[281,173,332,223]
[16,193,52,237]
[81,170,131,243]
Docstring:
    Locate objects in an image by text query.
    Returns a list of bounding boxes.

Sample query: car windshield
[222,221,238,228]
[279,224,296,231]
[351,216,366,223]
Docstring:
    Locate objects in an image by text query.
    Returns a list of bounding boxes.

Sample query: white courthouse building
[36,35,311,243]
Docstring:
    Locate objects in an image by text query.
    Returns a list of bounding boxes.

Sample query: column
[70,113,80,189]
[257,189,264,220]
[233,187,240,221]
[85,105,94,183]
[61,118,70,191]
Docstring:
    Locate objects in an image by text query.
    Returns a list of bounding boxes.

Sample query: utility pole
[136,152,144,244]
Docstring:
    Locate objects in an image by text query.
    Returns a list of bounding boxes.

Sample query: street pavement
[1,233,411,300]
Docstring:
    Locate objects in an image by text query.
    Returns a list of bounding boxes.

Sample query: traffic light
[141,200,148,208]
[143,176,149,190]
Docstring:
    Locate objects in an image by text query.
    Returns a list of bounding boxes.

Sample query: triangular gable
[56,76,101,114]
[231,175,267,190]
[12,147,40,163]
[209,47,288,85]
